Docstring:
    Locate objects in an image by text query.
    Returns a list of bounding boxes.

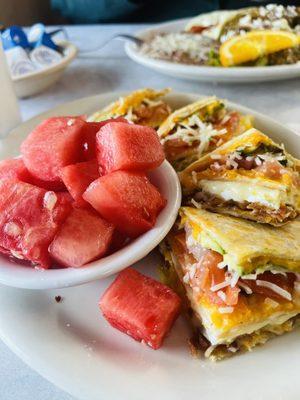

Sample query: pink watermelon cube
[96,122,165,175]
[0,179,72,268]
[60,159,99,207]
[0,158,32,182]
[0,157,66,191]
[49,207,114,267]
[83,118,128,161]
[99,268,181,349]
[21,116,85,184]
[83,170,166,238]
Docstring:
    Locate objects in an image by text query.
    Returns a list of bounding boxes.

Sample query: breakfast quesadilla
[180,128,300,225]
[88,88,171,129]
[160,207,300,360]
[158,97,253,171]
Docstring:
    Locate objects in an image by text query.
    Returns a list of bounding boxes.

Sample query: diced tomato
[99,267,181,349]
[163,139,197,161]
[49,207,114,267]
[223,112,240,134]
[242,271,295,301]
[191,250,240,306]
[255,159,283,180]
[235,157,256,170]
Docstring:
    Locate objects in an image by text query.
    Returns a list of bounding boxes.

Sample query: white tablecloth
[1,23,300,400]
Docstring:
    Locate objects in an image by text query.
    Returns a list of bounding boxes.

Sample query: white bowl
[0,92,181,289]
[12,41,77,98]
[125,18,300,83]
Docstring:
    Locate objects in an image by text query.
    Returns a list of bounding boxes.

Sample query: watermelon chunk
[0,179,72,268]
[49,207,114,267]
[96,122,165,175]
[0,157,66,191]
[21,116,85,184]
[60,159,99,207]
[83,118,128,161]
[83,171,166,238]
[99,268,181,349]
[0,158,32,181]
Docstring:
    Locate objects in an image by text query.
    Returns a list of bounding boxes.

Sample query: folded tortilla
[185,9,239,40]
[88,88,171,129]
[160,207,300,360]
[158,96,253,171]
[180,128,300,225]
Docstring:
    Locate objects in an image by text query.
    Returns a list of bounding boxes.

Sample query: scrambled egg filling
[200,179,289,210]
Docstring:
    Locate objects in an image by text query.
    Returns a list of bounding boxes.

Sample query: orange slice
[220,30,300,67]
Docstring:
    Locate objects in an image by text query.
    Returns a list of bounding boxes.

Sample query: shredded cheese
[218,306,234,314]
[161,113,227,157]
[238,281,253,294]
[210,279,231,292]
[256,280,292,301]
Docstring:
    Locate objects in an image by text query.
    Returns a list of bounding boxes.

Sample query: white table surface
[1,23,300,400]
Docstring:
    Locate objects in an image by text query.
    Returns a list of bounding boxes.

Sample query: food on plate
[0,114,166,268]
[97,122,165,175]
[61,159,99,207]
[88,88,171,128]
[99,267,181,349]
[49,208,114,268]
[160,207,300,360]
[0,179,72,268]
[220,30,300,67]
[180,128,300,225]
[140,5,300,67]
[158,97,253,171]
[83,170,166,238]
[21,116,85,186]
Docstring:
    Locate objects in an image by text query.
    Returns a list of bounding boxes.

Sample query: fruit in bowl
[0,116,167,269]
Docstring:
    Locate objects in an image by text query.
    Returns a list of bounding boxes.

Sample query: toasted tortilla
[157,96,218,138]
[158,97,253,171]
[88,88,171,128]
[180,206,300,275]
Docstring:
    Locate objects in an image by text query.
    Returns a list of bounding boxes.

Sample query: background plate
[0,91,299,400]
[125,18,300,83]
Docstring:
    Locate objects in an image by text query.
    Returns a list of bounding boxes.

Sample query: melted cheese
[201,179,288,209]
[201,180,288,210]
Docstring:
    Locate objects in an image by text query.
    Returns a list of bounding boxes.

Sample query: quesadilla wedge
[158,97,253,171]
[180,128,300,225]
[88,88,171,129]
[160,207,300,360]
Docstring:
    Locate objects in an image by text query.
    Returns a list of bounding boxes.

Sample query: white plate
[0,91,300,400]
[0,92,181,290]
[12,41,78,98]
[125,18,300,83]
